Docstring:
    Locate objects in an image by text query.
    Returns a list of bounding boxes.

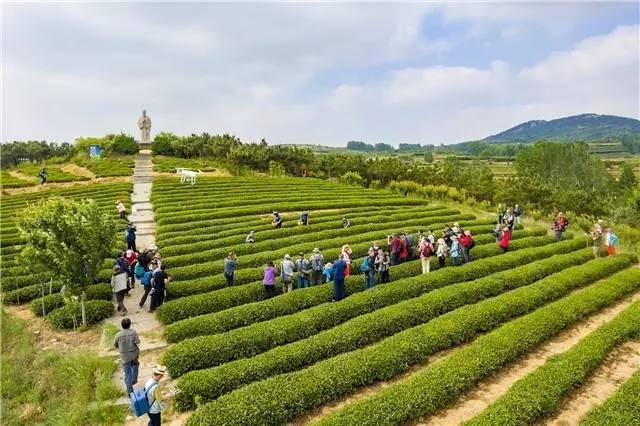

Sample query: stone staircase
[128,151,155,249]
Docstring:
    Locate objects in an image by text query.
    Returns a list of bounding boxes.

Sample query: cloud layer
[2,3,639,145]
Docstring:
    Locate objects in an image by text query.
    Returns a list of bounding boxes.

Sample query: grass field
[140,176,640,425]
[73,156,135,177]
[14,163,91,183]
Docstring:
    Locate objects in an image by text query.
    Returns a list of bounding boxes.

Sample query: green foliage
[163,235,574,376]
[17,197,118,302]
[30,284,112,316]
[0,172,38,188]
[73,156,134,177]
[173,247,593,410]
[618,161,638,191]
[107,133,139,155]
[186,257,636,424]
[1,310,125,425]
[0,141,75,168]
[580,368,640,425]
[15,164,89,183]
[152,132,182,155]
[339,171,364,187]
[467,300,640,425]
[46,300,114,329]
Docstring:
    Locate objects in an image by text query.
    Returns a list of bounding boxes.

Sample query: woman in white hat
[144,365,167,426]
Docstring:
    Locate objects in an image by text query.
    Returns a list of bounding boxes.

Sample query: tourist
[138,244,156,271]
[436,238,448,268]
[111,265,129,315]
[405,233,414,259]
[125,249,138,288]
[514,204,523,225]
[299,211,309,226]
[246,231,255,244]
[116,200,127,220]
[499,227,512,252]
[504,209,515,230]
[342,216,351,228]
[552,212,569,241]
[138,264,154,311]
[263,261,277,297]
[113,317,140,395]
[605,227,618,256]
[452,222,461,236]
[310,248,324,286]
[399,235,408,263]
[280,254,295,293]
[372,241,380,252]
[332,254,348,301]
[450,235,461,266]
[323,262,333,283]
[375,249,390,283]
[492,223,503,242]
[341,244,352,276]
[592,220,603,258]
[223,252,238,287]
[360,248,377,289]
[459,230,474,263]
[125,222,137,252]
[38,167,48,185]
[143,365,167,426]
[389,234,401,265]
[149,264,171,312]
[427,228,435,244]
[418,236,434,274]
[272,211,283,229]
[295,252,311,289]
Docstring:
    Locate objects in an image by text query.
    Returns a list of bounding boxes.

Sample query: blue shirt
[332,259,347,281]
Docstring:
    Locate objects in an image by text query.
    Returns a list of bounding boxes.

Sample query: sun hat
[298,251,305,256]
[147,243,157,251]
[438,238,445,244]
[152,365,167,376]
[153,253,161,259]
[313,248,320,253]
[464,230,471,236]
[284,254,291,260]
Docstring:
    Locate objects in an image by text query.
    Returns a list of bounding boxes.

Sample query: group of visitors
[591,220,618,257]
[268,211,351,232]
[496,203,522,228]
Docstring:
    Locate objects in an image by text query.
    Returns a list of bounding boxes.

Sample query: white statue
[138,109,152,143]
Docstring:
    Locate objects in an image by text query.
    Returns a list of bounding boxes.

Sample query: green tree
[618,162,638,191]
[18,198,118,327]
[424,151,433,163]
[108,133,139,155]
[340,171,364,187]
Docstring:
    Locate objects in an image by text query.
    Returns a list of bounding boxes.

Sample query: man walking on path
[295,252,311,289]
[144,365,167,426]
[310,248,324,286]
[280,254,295,293]
[138,266,154,311]
[125,222,137,252]
[111,265,128,315]
[332,254,348,301]
[224,252,238,287]
[149,264,171,312]
[113,318,140,395]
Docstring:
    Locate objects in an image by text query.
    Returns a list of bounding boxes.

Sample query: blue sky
[2,2,639,146]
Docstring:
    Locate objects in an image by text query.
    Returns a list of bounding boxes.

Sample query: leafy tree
[18,198,118,327]
[340,171,364,187]
[152,131,181,155]
[618,162,638,191]
[108,133,139,155]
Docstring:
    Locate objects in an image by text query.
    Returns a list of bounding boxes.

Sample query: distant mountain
[483,114,640,144]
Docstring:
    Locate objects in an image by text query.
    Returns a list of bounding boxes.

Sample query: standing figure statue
[138,109,152,143]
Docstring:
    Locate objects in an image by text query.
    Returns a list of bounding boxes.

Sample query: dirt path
[2,176,131,195]
[544,339,640,425]
[60,163,96,179]
[419,289,640,425]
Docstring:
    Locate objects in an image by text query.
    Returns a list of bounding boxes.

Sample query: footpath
[101,148,167,408]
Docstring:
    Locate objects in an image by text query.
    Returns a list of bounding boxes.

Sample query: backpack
[420,243,434,258]
[134,263,145,279]
[360,257,370,273]
[125,228,132,241]
[130,383,156,417]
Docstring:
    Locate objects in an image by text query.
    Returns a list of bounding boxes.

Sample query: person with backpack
[111,265,129,315]
[552,212,569,241]
[418,236,434,274]
[450,235,461,266]
[149,264,171,313]
[375,249,390,283]
[299,211,309,226]
[332,253,348,301]
[113,318,140,395]
[138,265,154,311]
[605,227,618,256]
[280,254,295,293]
[295,252,311,289]
[125,222,137,252]
[310,248,324,285]
[492,223,503,242]
[436,238,448,268]
[360,248,377,289]
[38,167,48,185]
[143,365,167,426]
[341,244,352,276]
[514,204,523,225]
[459,230,474,263]
[116,200,127,220]
[272,211,283,229]
[399,235,408,263]
[263,261,277,297]
[125,249,138,288]
[223,252,238,287]
[499,227,512,252]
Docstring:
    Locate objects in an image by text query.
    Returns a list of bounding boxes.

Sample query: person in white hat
[310,248,324,286]
[144,365,167,426]
[280,254,295,293]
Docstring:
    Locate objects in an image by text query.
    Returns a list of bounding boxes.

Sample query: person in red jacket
[499,227,511,253]
[399,235,408,263]
[459,230,474,263]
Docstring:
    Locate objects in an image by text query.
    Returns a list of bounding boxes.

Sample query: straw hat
[152,365,167,376]
[284,254,291,260]
[313,248,320,253]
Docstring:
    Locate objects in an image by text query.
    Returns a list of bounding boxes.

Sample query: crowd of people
[591,220,619,258]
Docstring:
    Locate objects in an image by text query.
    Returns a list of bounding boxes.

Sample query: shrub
[108,133,139,155]
[186,260,637,424]
[30,284,112,316]
[580,368,640,425]
[163,236,581,376]
[173,247,594,410]
[316,267,640,426]
[47,300,114,329]
[3,281,65,304]
[466,300,640,425]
